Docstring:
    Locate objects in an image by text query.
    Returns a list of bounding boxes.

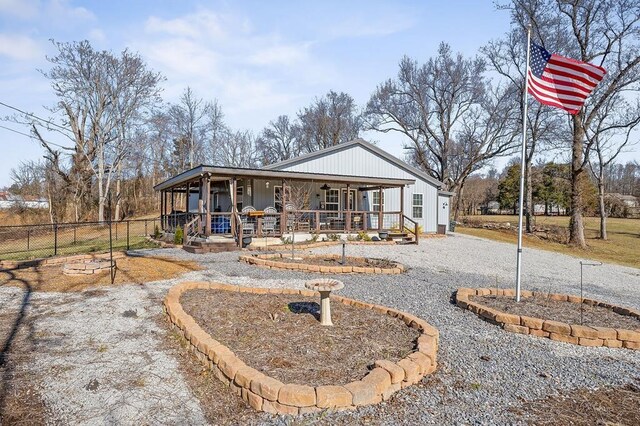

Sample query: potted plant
[378,230,389,240]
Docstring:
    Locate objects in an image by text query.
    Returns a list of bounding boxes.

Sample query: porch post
[281,180,287,233]
[160,190,165,230]
[204,175,212,236]
[198,178,204,234]
[400,185,405,232]
[186,181,191,213]
[170,189,175,230]
[231,177,238,239]
[378,187,383,231]
[346,183,351,232]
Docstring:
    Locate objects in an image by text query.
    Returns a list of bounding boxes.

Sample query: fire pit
[304,278,344,326]
[62,260,114,276]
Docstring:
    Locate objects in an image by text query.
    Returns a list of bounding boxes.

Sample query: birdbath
[304,279,344,326]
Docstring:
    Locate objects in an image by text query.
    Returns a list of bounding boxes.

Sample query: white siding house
[263,139,452,233]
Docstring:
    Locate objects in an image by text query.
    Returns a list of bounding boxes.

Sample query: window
[274,185,292,212]
[325,189,339,211]
[236,186,244,211]
[372,190,384,211]
[412,193,423,219]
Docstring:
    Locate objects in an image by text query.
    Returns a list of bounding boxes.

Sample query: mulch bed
[473,295,640,330]
[272,255,397,269]
[180,289,419,387]
[514,381,640,425]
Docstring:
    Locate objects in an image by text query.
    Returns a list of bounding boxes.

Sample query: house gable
[263,139,443,188]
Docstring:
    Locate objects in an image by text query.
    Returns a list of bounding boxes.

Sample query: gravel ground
[0,232,638,425]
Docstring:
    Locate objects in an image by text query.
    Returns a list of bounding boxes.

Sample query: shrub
[327,233,340,241]
[153,224,161,239]
[174,227,183,245]
[357,231,372,241]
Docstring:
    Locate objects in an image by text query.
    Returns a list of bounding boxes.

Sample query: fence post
[27,229,30,251]
[144,220,148,238]
[54,223,58,256]
[127,221,130,250]
[73,225,77,245]
[115,222,118,241]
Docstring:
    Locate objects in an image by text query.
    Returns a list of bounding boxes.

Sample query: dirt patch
[514,381,640,425]
[272,255,397,269]
[473,295,640,330]
[0,256,201,292]
[159,318,268,425]
[180,289,419,387]
[0,307,47,425]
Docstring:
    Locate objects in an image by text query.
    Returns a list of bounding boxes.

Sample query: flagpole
[515,25,532,303]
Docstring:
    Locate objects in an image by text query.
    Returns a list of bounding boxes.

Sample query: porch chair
[262,206,278,235]
[241,206,256,235]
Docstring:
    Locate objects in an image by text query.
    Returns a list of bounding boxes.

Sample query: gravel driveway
[0,233,638,425]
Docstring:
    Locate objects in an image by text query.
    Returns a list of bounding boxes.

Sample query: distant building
[606,193,639,218]
[0,192,49,209]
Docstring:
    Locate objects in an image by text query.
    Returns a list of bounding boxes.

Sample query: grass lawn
[457,215,640,269]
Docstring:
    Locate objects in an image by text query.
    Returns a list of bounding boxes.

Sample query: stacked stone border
[455,287,640,350]
[164,281,439,415]
[247,240,397,251]
[62,260,114,276]
[0,251,127,271]
[239,253,405,274]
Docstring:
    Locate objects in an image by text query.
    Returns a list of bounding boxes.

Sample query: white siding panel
[275,144,441,233]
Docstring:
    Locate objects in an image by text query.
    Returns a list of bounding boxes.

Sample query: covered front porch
[154,166,417,248]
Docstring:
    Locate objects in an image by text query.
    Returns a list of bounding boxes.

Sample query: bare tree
[482,28,565,232]
[168,87,211,169]
[509,0,640,248]
[215,129,258,168]
[587,94,640,239]
[366,44,518,218]
[256,115,302,165]
[297,91,362,152]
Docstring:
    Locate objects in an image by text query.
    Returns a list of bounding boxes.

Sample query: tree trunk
[569,115,587,248]
[114,162,123,221]
[453,184,464,222]
[598,179,607,240]
[525,160,533,233]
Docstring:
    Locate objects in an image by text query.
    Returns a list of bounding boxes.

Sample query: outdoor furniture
[262,206,278,235]
[305,279,344,326]
[241,206,256,234]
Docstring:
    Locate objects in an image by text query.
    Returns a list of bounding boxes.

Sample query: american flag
[527,42,606,114]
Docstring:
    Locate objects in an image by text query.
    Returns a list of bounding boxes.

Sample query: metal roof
[262,138,445,188]
[153,165,415,191]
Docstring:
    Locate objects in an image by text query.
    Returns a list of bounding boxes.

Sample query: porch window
[325,189,339,211]
[274,185,291,212]
[236,186,244,211]
[372,191,384,211]
[412,193,423,219]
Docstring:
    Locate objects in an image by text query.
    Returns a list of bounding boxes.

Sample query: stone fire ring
[164,281,439,415]
[239,253,405,274]
[455,287,640,350]
[62,259,114,276]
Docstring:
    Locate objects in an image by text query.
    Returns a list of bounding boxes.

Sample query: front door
[342,189,357,211]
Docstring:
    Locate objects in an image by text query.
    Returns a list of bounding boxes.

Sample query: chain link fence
[0,218,161,261]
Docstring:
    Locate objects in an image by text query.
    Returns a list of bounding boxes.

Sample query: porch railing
[166,210,409,239]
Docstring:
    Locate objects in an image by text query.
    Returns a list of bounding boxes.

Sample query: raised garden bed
[455,287,640,350]
[239,253,405,274]
[164,282,439,415]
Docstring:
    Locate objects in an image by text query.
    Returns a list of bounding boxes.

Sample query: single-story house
[154,138,453,249]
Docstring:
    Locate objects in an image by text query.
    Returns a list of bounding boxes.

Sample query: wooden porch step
[183,240,239,253]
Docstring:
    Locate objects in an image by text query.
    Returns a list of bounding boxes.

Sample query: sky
[0,0,637,188]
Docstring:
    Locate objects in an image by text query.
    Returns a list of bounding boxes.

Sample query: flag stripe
[545,62,600,88]
[527,42,605,115]
[549,54,606,79]
[532,72,591,99]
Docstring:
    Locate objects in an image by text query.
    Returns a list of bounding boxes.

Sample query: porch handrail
[403,215,419,244]
[183,215,201,246]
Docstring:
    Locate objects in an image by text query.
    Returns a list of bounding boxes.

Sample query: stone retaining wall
[247,240,397,251]
[455,287,640,350]
[164,281,439,415]
[0,251,127,271]
[239,253,405,274]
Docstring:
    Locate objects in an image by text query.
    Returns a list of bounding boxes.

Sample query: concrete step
[183,240,239,254]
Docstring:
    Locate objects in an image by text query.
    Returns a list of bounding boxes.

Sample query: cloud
[0,0,38,19]
[47,0,94,22]
[0,34,43,60]
[131,9,334,131]
[327,14,416,39]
